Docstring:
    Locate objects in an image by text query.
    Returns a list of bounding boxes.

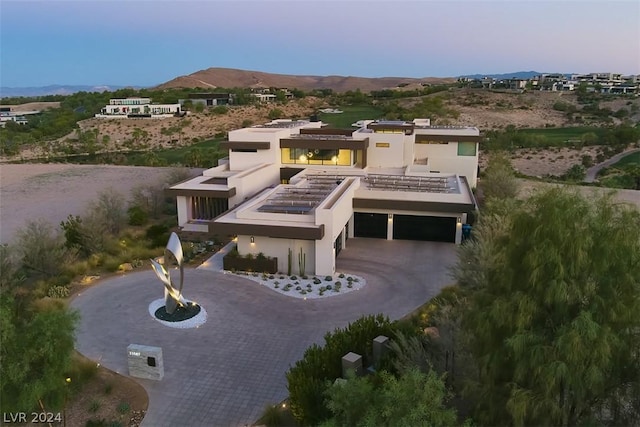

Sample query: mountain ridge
[154,67,458,92]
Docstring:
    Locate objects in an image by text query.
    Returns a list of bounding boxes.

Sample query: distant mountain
[155,67,457,92]
[459,71,554,80]
[0,85,141,98]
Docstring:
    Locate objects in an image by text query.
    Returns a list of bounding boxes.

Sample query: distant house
[0,106,39,127]
[95,98,182,119]
[507,79,527,90]
[179,93,234,107]
[251,93,277,102]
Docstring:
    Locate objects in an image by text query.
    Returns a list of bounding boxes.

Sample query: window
[375,142,390,148]
[281,148,353,165]
[457,142,477,156]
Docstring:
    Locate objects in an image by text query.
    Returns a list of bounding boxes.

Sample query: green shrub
[102,256,122,272]
[47,285,70,299]
[268,108,283,119]
[145,224,169,248]
[127,206,148,226]
[116,401,130,414]
[324,276,332,281]
[286,314,418,425]
[212,106,228,115]
[259,404,286,427]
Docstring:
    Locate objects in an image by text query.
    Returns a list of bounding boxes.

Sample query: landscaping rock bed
[228,271,366,299]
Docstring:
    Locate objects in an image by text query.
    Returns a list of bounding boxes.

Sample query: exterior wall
[428,156,478,187]
[314,178,359,276]
[237,235,315,275]
[99,103,180,116]
[227,128,286,169]
[413,142,479,186]
[227,164,280,208]
[366,133,407,168]
[176,196,190,227]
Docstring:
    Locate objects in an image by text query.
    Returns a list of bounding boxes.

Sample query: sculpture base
[154,302,201,322]
[148,299,208,329]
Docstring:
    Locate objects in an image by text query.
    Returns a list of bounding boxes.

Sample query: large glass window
[457,142,477,156]
[281,148,353,165]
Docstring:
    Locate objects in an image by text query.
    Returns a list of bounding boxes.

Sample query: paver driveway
[72,238,457,427]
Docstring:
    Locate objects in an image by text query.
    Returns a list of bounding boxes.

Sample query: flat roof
[253,120,310,129]
[257,177,340,215]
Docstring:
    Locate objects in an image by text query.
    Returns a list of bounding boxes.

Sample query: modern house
[178,93,234,107]
[95,98,182,118]
[167,118,480,276]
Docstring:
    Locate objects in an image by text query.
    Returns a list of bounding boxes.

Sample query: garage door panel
[354,213,387,239]
[393,215,455,242]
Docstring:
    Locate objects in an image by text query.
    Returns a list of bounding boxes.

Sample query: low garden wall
[223,254,278,273]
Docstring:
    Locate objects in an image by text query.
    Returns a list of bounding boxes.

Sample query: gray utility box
[127,344,164,380]
[342,352,363,377]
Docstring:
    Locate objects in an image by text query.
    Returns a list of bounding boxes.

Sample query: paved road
[71,238,457,427]
[584,148,640,183]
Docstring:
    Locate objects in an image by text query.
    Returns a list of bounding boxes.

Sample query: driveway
[71,238,457,427]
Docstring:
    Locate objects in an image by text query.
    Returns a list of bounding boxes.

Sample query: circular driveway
[71,239,457,427]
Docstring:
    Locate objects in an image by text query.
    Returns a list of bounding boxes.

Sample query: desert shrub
[88,188,126,236]
[581,154,594,167]
[211,106,228,115]
[15,220,71,278]
[145,224,169,248]
[260,404,286,427]
[562,164,586,181]
[47,285,70,299]
[116,401,130,414]
[286,314,419,425]
[101,256,122,273]
[127,206,148,226]
[268,108,283,119]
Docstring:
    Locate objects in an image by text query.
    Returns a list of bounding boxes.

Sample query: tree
[481,154,519,201]
[0,292,78,412]
[88,188,126,236]
[14,220,70,278]
[321,368,458,427]
[461,188,640,425]
[0,243,78,412]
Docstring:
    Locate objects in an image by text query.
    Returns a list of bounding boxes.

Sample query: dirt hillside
[156,67,456,92]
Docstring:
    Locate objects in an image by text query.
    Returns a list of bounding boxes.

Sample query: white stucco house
[166,118,480,276]
[95,98,182,119]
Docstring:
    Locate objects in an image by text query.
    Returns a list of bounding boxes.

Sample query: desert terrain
[0,164,199,244]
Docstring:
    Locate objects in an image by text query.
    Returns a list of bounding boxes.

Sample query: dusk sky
[1,0,639,87]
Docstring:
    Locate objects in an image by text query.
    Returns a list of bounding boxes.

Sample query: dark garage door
[354,213,387,238]
[393,215,456,243]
